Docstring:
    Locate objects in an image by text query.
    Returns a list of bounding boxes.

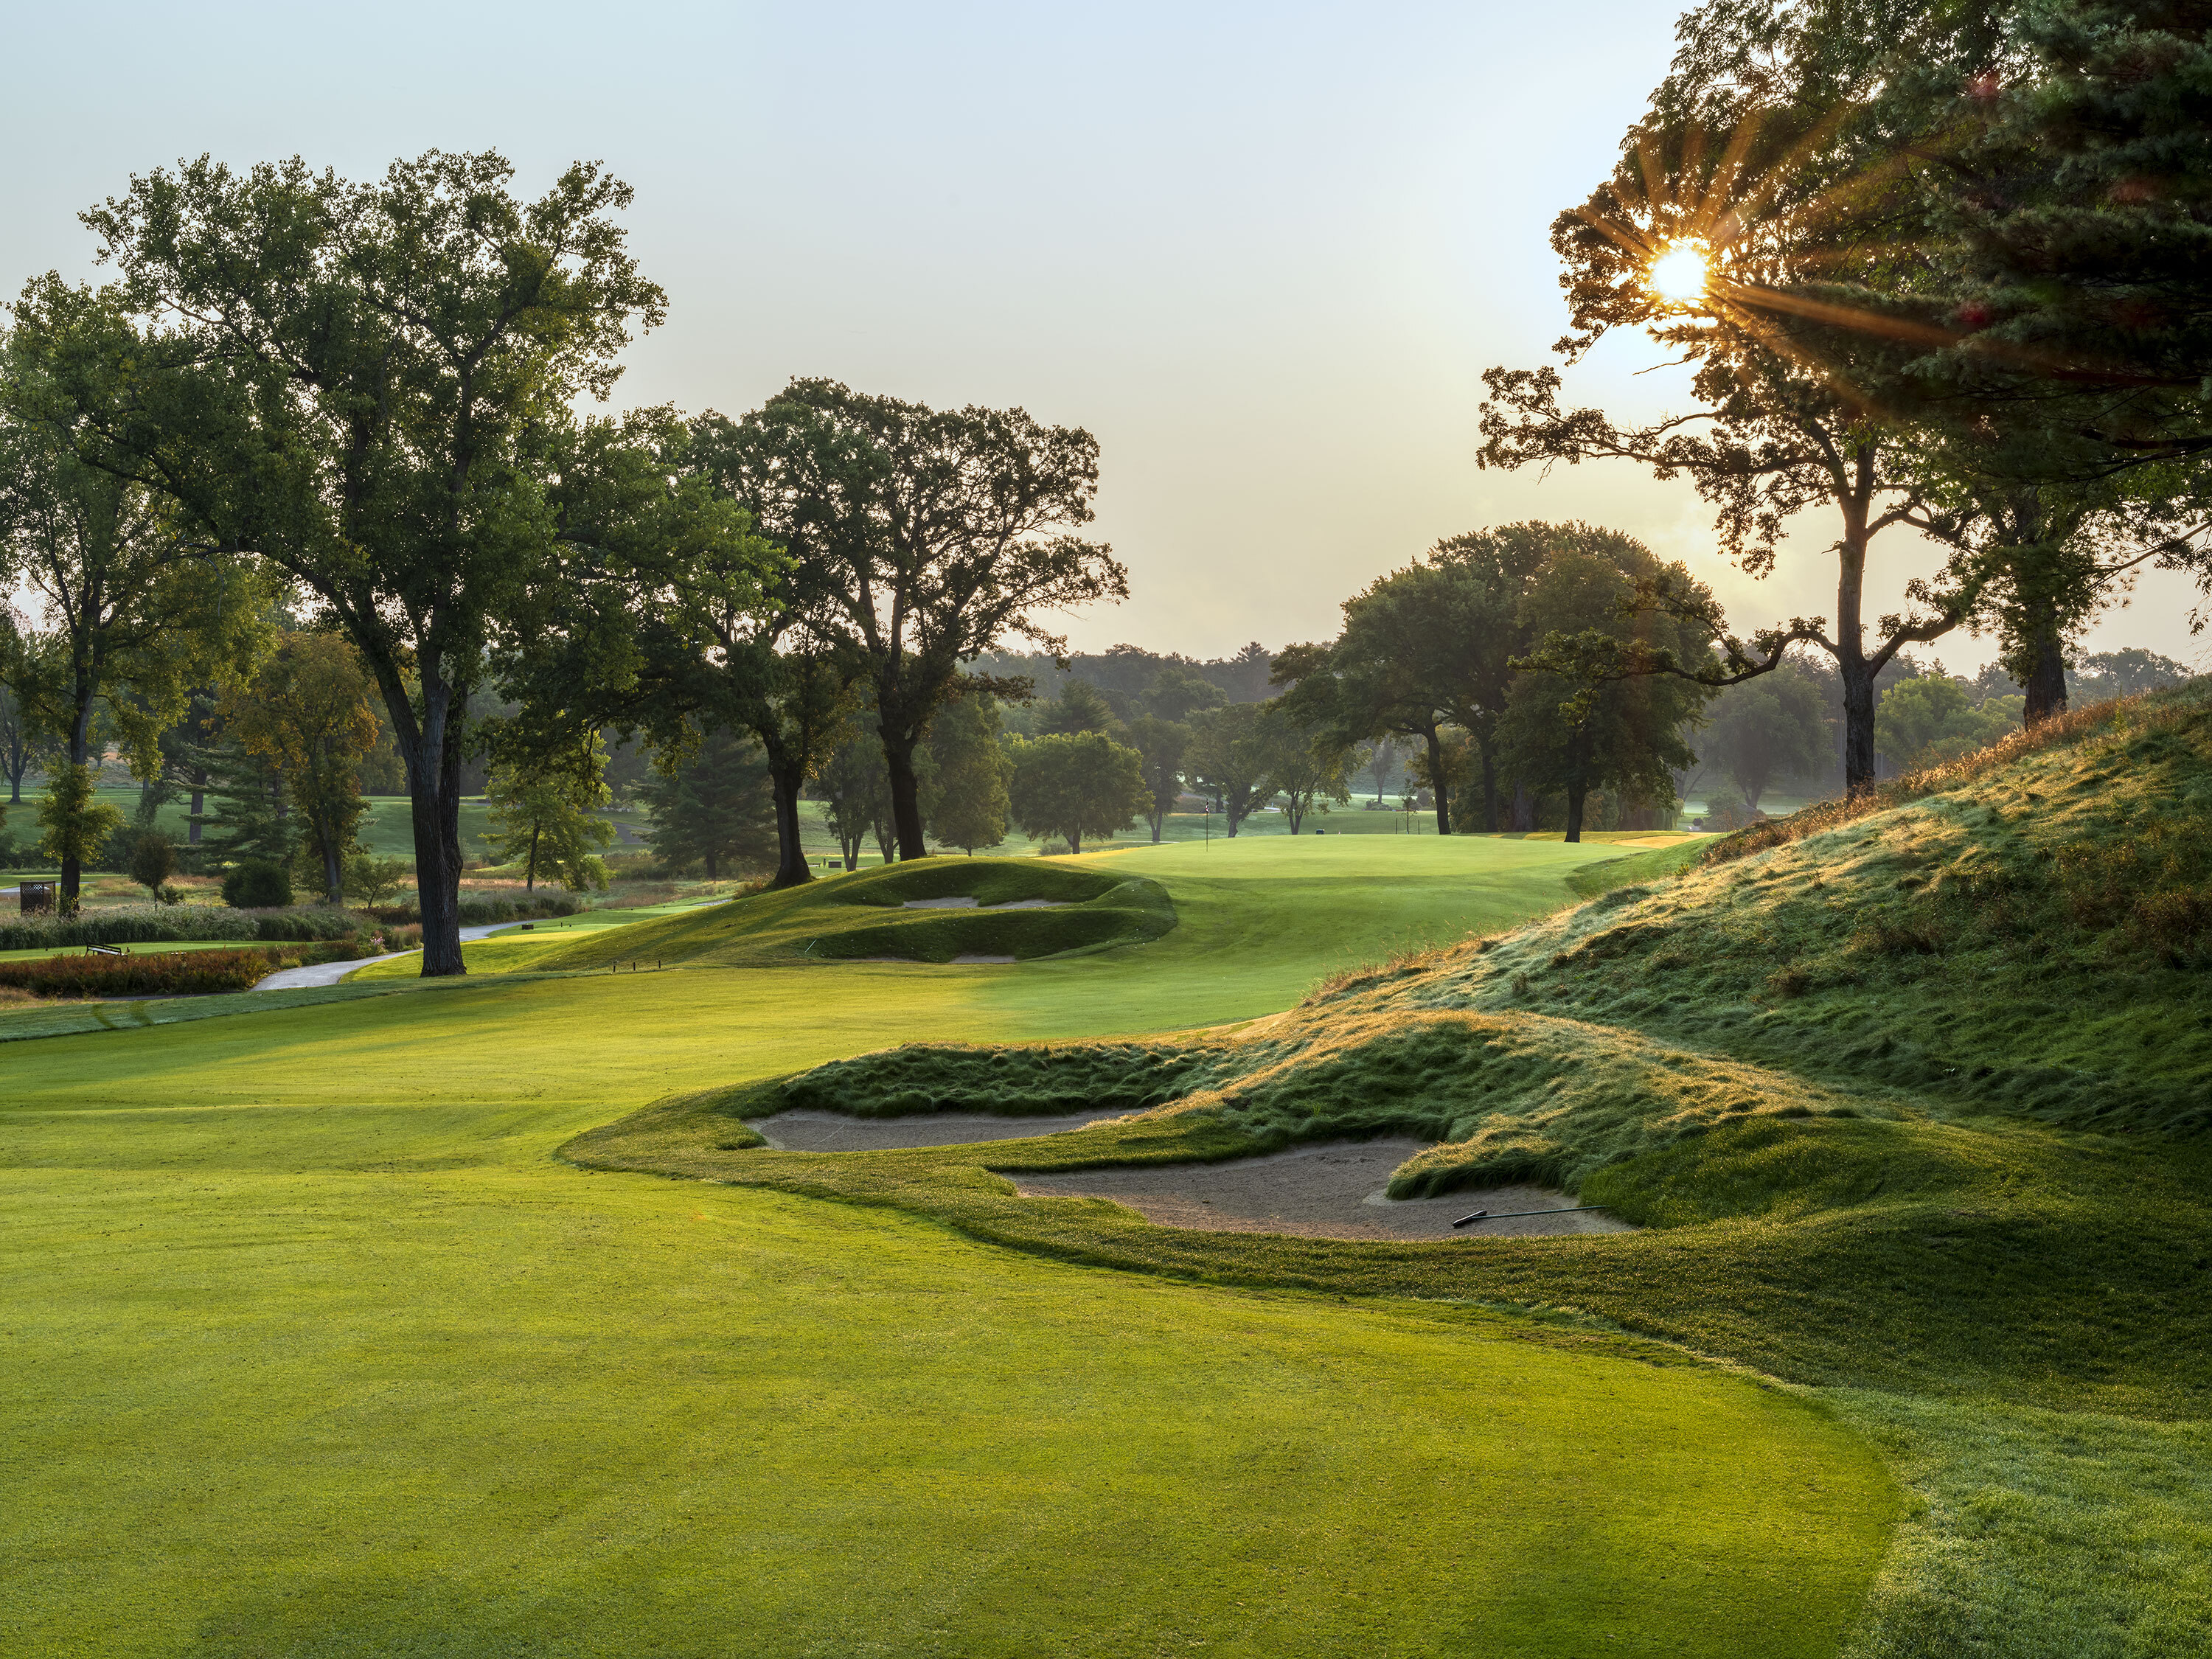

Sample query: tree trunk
[323,823,344,905]
[525,825,539,892]
[2023,623,2068,726]
[187,768,206,844]
[706,848,719,880]
[1509,782,1535,832]
[1478,737,1499,833]
[390,678,467,977]
[1839,653,1877,794]
[883,735,928,860]
[1422,726,1452,835]
[765,764,815,888]
[1564,783,1588,844]
[1069,830,1082,855]
[60,702,94,906]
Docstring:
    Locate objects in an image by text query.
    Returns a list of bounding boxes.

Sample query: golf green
[0,834,1896,1657]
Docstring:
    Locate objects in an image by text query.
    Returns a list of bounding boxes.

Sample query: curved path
[252,923,514,990]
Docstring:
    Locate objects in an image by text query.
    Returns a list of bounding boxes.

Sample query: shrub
[251,908,362,942]
[126,832,179,896]
[223,861,294,908]
[0,945,337,998]
[0,905,259,951]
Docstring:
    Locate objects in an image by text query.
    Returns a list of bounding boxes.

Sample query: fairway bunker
[1013,1138,1636,1241]
[751,1107,1134,1151]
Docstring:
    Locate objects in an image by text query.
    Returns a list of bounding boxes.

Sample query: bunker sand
[1015,1138,1635,1240]
[757,1113,1631,1239]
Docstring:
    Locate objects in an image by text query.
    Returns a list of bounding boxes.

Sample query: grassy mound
[581,681,2212,1418]
[1413,680,2212,1133]
[530,856,1178,970]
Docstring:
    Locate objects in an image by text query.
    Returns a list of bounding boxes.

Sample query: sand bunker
[1015,1138,1634,1241]
[752,1107,1134,1152]
[754,1112,1630,1241]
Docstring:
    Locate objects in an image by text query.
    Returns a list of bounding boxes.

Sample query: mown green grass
[0,831,1911,1658]
[567,691,2212,1656]
[532,856,1179,970]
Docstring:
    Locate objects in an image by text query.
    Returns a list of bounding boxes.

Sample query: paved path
[253,924,513,991]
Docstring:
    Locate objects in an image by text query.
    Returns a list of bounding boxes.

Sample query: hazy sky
[5,1,2202,672]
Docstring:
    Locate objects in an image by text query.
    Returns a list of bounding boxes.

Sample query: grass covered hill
[531,856,1179,970]
[585,683,2212,1422]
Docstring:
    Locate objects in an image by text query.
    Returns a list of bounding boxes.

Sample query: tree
[1183,702,1276,837]
[564,408,858,891]
[0,325,264,904]
[1363,737,1399,804]
[0,681,38,806]
[1142,664,1225,723]
[1876,678,2023,771]
[195,734,295,870]
[638,727,776,881]
[817,730,892,872]
[42,150,667,974]
[1699,661,1829,810]
[1036,680,1119,737]
[344,855,411,908]
[727,380,1128,860]
[220,633,380,902]
[128,831,178,900]
[1250,700,1353,833]
[1475,17,2001,793]
[35,765,122,911]
[1498,538,1717,842]
[487,734,617,892]
[2076,648,2192,701]
[1127,714,1191,843]
[922,691,1012,855]
[1007,731,1150,855]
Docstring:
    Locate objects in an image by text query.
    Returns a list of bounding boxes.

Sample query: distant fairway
[0,830,1894,1658]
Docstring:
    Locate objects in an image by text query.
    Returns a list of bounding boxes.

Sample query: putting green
[0,833,1894,1657]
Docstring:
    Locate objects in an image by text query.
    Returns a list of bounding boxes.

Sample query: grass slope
[0,832,1897,1658]
[531,856,1178,969]
[576,686,2212,1654]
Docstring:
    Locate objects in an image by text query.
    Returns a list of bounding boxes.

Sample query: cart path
[252,923,513,990]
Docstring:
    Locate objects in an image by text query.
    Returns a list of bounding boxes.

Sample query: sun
[1648,240,1712,305]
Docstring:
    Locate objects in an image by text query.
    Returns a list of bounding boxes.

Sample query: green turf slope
[583,685,2212,1655]
[531,855,1178,968]
[0,830,1905,1658]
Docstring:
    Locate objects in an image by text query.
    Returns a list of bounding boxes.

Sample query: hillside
[531,856,1179,970]
[573,683,2212,1417]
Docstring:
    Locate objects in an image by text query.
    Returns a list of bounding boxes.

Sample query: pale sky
[4,1,2202,674]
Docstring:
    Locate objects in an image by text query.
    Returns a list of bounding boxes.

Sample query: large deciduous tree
[1007,731,1149,855]
[728,380,1127,860]
[1500,534,1719,842]
[0,321,264,903]
[220,631,381,902]
[1475,10,1997,793]
[35,149,666,973]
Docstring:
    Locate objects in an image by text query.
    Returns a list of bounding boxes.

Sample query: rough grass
[530,856,1179,970]
[568,689,2212,1653]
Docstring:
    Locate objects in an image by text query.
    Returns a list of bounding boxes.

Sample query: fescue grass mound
[1411,680,2212,1133]
[532,856,1178,970]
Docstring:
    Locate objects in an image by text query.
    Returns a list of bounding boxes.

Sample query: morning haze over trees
[1,1,2202,956]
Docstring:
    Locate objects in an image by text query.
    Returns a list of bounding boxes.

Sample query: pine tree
[195,736,294,868]
[639,728,776,880]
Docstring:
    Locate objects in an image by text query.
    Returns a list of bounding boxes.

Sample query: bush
[0,944,353,998]
[223,861,293,908]
[251,908,363,942]
[0,905,259,952]
[128,832,179,897]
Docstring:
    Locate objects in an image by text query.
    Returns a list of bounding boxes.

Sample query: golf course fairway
[0,834,1898,1657]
